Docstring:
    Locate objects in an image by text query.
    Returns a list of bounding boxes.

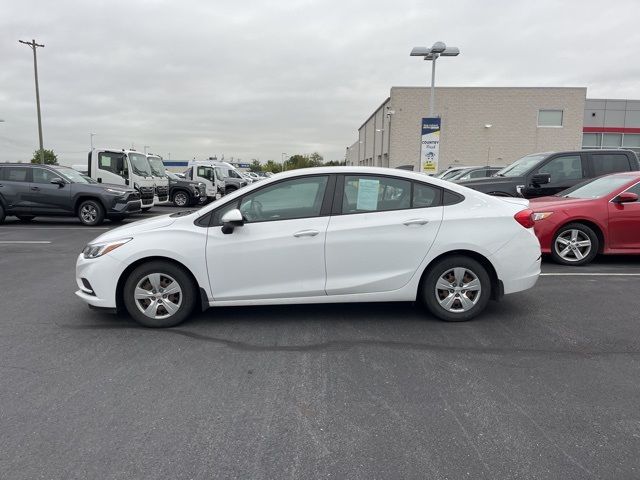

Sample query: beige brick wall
[355,87,586,170]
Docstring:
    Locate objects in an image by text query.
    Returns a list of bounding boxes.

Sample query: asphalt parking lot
[1,209,639,480]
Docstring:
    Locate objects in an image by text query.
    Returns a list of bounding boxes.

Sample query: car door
[0,166,32,212]
[28,167,72,213]
[206,175,333,301]
[607,182,640,249]
[324,174,443,295]
[523,154,586,198]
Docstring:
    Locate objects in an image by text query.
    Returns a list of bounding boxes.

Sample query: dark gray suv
[0,164,142,226]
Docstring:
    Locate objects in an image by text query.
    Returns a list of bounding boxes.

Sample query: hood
[529,195,595,211]
[89,214,176,244]
[457,176,520,188]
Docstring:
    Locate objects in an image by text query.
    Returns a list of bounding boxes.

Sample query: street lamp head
[430,41,446,53]
[484,124,492,129]
[440,47,460,57]
[410,46,431,56]
[423,54,436,61]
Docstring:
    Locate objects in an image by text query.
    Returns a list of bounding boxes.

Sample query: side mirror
[612,192,638,204]
[50,178,65,188]
[531,173,551,186]
[221,208,244,234]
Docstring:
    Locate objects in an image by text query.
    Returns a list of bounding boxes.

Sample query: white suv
[76,167,541,327]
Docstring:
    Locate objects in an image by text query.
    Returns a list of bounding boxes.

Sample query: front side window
[240,176,328,222]
[591,154,631,176]
[98,152,127,178]
[2,167,29,182]
[538,109,563,127]
[32,168,63,184]
[537,155,584,183]
[197,166,214,181]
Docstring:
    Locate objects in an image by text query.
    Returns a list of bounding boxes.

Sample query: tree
[324,160,346,166]
[263,160,282,173]
[308,152,323,167]
[249,159,262,172]
[30,148,58,165]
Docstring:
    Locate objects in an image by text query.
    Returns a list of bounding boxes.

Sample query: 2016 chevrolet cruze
[76,167,541,327]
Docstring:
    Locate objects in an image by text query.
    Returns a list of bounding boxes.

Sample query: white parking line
[0,241,52,244]
[541,273,640,276]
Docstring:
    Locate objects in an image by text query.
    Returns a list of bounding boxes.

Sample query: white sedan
[76,167,541,327]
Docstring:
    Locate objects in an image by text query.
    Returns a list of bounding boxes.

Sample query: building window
[582,133,601,149]
[622,134,640,148]
[602,133,622,148]
[538,109,563,127]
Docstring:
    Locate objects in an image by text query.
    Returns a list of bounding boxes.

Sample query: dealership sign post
[420,117,440,174]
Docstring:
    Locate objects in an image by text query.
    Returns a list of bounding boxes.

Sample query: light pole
[19,39,46,164]
[386,108,394,168]
[410,41,460,117]
[484,124,492,164]
[89,133,96,152]
[281,152,287,172]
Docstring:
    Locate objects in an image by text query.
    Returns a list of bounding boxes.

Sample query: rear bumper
[490,228,541,295]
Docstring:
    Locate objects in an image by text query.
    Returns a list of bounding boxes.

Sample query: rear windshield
[560,174,635,199]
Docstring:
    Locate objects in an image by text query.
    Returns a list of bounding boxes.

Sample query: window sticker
[356,178,380,211]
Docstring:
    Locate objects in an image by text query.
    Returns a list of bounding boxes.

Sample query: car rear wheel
[78,200,105,226]
[422,256,491,322]
[123,261,196,327]
[172,190,190,207]
[551,223,598,266]
[17,215,35,221]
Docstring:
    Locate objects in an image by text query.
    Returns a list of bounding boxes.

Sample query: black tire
[551,223,599,266]
[0,203,5,224]
[17,215,35,221]
[225,187,236,195]
[77,199,105,226]
[421,255,491,322]
[123,261,197,328]
[172,190,191,207]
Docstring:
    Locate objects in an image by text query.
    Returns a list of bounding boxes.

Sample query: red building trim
[583,127,640,134]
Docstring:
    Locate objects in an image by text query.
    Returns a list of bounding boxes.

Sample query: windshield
[495,154,549,177]
[128,153,152,177]
[559,175,635,199]
[54,167,92,184]
[441,169,466,180]
[147,157,166,177]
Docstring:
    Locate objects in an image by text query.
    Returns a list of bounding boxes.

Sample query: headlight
[105,188,127,196]
[532,212,554,221]
[82,238,132,259]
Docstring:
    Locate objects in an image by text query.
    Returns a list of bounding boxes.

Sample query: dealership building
[346,87,640,171]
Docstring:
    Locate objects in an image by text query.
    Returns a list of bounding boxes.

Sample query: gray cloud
[1,0,639,165]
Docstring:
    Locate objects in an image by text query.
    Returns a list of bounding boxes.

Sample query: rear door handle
[403,219,429,226]
[293,229,320,237]
[30,186,40,191]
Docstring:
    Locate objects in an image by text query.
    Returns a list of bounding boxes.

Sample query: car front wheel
[78,200,105,226]
[123,261,197,327]
[172,190,190,207]
[422,256,491,322]
[551,223,598,266]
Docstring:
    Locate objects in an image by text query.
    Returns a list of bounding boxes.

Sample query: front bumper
[75,253,124,309]
[109,198,142,215]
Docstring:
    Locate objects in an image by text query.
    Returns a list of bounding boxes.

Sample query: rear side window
[342,176,411,213]
[2,166,29,182]
[413,182,442,208]
[591,154,631,176]
[443,190,464,206]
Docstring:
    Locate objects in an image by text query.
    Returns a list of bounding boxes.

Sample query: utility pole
[19,39,45,164]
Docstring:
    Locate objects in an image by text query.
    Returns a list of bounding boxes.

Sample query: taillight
[514,209,535,229]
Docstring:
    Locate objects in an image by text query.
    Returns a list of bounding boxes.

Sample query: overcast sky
[1,0,639,165]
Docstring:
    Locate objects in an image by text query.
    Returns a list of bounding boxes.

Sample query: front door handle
[30,186,40,191]
[403,219,429,226]
[293,229,320,237]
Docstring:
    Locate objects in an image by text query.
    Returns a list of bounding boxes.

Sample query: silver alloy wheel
[80,204,98,223]
[435,267,482,313]
[555,229,592,262]
[174,192,188,206]
[134,273,183,319]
